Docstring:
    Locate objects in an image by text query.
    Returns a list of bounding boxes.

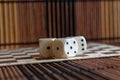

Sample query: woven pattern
[0,43,120,67]
[0,43,120,80]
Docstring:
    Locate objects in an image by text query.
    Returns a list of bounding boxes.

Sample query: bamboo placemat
[0,43,120,80]
[0,43,119,67]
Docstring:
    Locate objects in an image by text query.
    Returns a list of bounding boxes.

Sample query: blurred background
[0,0,120,49]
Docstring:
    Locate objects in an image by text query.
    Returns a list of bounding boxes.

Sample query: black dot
[74,51,76,53]
[67,52,69,54]
[70,46,73,49]
[73,41,76,44]
[47,46,50,50]
[81,39,84,42]
[81,44,84,46]
[66,42,69,45]
[82,48,84,51]
[57,47,59,50]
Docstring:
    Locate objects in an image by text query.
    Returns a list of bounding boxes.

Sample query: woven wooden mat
[0,43,120,67]
[0,43,120,80]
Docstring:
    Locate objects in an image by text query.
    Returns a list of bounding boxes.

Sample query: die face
[64,38,78,57]
[39,41,52,58]
[74,36,87,52]
[52,40,65,58]
[39,38,55,58]
[52,38,78,58]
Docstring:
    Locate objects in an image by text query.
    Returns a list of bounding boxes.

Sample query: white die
[39,38,55,58]
[74,36,87,55]
[52,38,78,58]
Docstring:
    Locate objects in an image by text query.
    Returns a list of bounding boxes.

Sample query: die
[39,38,56,58]
[74,36,87,55]
[52,38,78,58]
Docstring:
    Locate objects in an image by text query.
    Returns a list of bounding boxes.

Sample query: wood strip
[54,1,58,38]
[24,3,28,43]
[6,66,16,80]
[17,65,35,80]
[97,1,101,40]
[105,1,109,43]
[82,59,120,79]
[10,66,25,80]
[18,3,24,43]
[33,3,40,41]
[0,3,4,49]
[31,64,53,80]
[40,2,47,38]
[63,61,109,80]
[61,1,65,37]
[45,0,49,37]
[22,3,27,43]
[42,63,70,80]
[29,3,35,42]
[28,2,32,42]
[72,0,75,36]
[59,62,95,80]
[109,1,114,43]
[22,65,39,80]
[113,1,118,43]
[83,1,87,39]
[68,0,71,36]
[59,1,62,37]
[69,1,73,36]
[51,0,54,37]
[51,1,55,38]
[4,3,10,48]
[86,1,92,39]
[0,67,5,80]
[101,1,106,43]
[14,66,27,80]
[50,63,77,80]
[26,64,52,79]
[9,3,14,49]
[14,3,19,45]
[118,1,120,40]
[91,1,95,39]
[56,1,61,38]
[75,1,84,36]
[33,3,37,41]
[26,2,31,43]
[0,4,2,48]
[2,67,11,80]
[47,1,52,37]
[65,1,69,37]
[45,64,72,79]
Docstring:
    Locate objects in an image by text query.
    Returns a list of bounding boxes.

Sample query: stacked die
[39,36,87,58]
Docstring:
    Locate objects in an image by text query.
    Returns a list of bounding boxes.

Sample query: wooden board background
[0,0,120,49]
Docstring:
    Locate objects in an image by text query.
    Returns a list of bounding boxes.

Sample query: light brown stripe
[109,1,114,43]
[0,3,4,49]
[118,1,120,39]
[113,1,118,43]
[101,1,105,42]
[14,3,19,48]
